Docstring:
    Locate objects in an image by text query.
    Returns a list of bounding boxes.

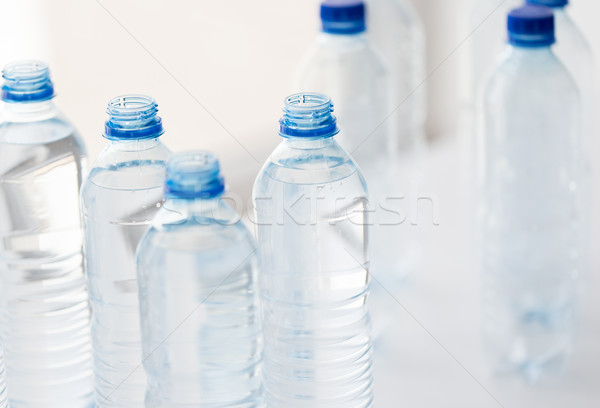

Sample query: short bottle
[253,93,374,406]
[80,95,171,407]
[478,6,582,381]
[136,151,263,407]
[0,61,93,407]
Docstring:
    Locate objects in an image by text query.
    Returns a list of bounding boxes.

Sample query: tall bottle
[253,93,374,407]
[460,0,521,134]
[526,0,596,274]
[0,61,92,407]
[137,152,263,407]
[81,95,171,407]
[366,0,427,145]
[478,6,582,381]
[296,0,419,282]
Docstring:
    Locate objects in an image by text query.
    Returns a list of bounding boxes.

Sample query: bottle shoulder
[253,139,368,197]
[82,141,171,194]
[0,110,83,146]
[141,201,255,254]
[302,34,388,71]
[483,48,579,103]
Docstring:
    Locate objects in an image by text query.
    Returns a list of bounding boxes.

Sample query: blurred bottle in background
[526,0,596,276]
[367,0,427,147]
[0,61,92,408]
[0,341,7,408]
[478,5,582,381]
[137,152,263,407]
[460,0,521,136]
[81,95,171,408]
[296,0,422,290]
[254,93,374,407]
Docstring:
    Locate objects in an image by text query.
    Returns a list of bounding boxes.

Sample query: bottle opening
[507,5,555,47]
[104,94,165,140]
[1,60,55,103]
[320,0,366,35]
[280,92,339,139]
[165,151,226,199]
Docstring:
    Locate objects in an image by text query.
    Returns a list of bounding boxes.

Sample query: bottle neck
[284,136,336,150]
[319,31,368,46]
[0,100,58,123]
[107,137,161,152]
[162,196,239,225]
[507,44,555,60]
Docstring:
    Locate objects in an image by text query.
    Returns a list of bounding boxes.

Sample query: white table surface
[369,135,600,407]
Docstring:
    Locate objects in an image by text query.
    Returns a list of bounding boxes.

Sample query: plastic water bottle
[0,61,93,407]
[296,0,420,283]
[526,0,596,275]
[478,6,582,381]
[0,341,8,408]
[253,93,374,407]
[81,95,171,407]
[137,152,263,407]
[460,0,521,133]
[366,0,427,145]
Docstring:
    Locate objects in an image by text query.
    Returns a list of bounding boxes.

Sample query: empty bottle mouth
[507,5,555,47]
[165,151,226,199]
[104,94,165,140]
[1,60,55,103]
[321,0,366,35]
[526,0,568,8]
[279,92,339,139]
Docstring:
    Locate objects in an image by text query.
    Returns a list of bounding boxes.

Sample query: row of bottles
[0,0,594,406]
[0,56,375,406]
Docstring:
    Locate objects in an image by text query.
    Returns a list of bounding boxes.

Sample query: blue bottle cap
[526,0,568,8]
[104,95,165,140]
[321,0,366,35]
[507,5,555,47]
[165,151,226,199]
[1,61,55,103]
[279,93,340,139]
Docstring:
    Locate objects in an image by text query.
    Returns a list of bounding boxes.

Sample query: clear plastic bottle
[460,0,521,133]
[296,0,419,282]
[0,61,93,408]
[527,0,596,276]
[253,93,374,407]
[137,151,263,408]
[478,6,582,381]
[366,0,427,146]
[81,95,171,407]
[0,341,9,408]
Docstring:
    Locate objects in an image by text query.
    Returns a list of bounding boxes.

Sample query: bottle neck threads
[104,95,165,140]
[165,151,225,200]
[1,61,55,103]
[279,93,339,139]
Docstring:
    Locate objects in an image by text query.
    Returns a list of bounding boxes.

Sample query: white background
[1,0,599,407]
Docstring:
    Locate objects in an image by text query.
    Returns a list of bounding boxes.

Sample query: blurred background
[2,0,599,406]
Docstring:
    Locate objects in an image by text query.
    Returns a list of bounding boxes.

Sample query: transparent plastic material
[253,94,374,407]
[0,62,92,408]
[81,96,171,408]
[137,152,263,407]
[367,0,427,145]
[296,14,421,284]
[478,45,582,381]
[461,0,521,130]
